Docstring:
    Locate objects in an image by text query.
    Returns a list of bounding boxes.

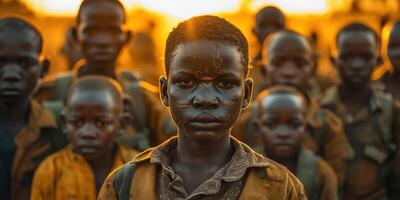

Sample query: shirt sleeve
[317,159,339,200]
[30,158,57,200]
[97,172,119,200]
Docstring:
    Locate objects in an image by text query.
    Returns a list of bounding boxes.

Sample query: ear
[124,30,133,46]
[39,59,50,78]
[71,26,78,42]
[329,55,338,68]
[242,78,253,108]
[160,76,169,107]
[252,27,256,35]
[376,55,384,68]
[260,63,268,78]
[60,109,68,135]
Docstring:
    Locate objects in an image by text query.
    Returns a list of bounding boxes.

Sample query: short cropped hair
[335,22,380,49]
[67,76,124,111]
[256,85,310,113]
[0,17,43,54]
[164,15,249,77]
[77,0,126,23]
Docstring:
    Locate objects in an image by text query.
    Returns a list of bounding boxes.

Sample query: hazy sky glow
[25,0,329,17]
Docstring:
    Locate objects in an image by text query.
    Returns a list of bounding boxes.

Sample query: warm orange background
[1,0,399,80]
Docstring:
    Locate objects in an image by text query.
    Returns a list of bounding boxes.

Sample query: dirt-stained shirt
[320,86,400,200]
[0,100,67,200]
[30,144,138,200]
[97,136,307,200]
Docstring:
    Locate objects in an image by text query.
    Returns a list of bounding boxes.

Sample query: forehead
[260,94,304,113]
[267,34,312,56]
[338,31,376,50]
[170,40,244,76]
[0,29,39,56]
[79,2,124,24]
[256,9,284,24]
[67,90,117,110]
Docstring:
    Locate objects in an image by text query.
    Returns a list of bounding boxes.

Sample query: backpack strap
[296,148,321,200]
[114,162,137,200]
[53,73,74,102]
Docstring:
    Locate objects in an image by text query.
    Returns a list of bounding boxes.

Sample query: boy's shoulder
[34,146,72,175]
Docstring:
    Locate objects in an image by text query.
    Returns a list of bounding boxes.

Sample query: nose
[348,57,365,71]
[275,126,290,140]
[281,62,297,80]
[193,84,218,110]
[92,32,113,47]
[78,123,99,139]
[0,63,22,82]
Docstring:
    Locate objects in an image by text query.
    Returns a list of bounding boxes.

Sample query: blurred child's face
[387,25,400,71]
[160,40,252,144]
[0,29,43,106]
[264,34,314,89]
[77,1,128,66]
[65,90,122,160]
[253,9,285,44]
[336,31,378,89]
[258,94,306,158]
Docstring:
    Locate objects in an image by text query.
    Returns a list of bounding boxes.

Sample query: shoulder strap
[53,74,74,102]
[114,162,137,200]
[309,110,328,157]
[375,93,396,151]
[297,149,320,200]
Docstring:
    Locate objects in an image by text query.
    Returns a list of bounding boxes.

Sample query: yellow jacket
[31,144,137,200]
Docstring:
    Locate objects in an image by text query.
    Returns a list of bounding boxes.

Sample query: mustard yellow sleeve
[97,172,119,200]
[317,159,339,200]
[30,157,57,200]
[286,170,308,200]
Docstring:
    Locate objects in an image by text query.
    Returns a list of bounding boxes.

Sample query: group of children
[1,0,400,199]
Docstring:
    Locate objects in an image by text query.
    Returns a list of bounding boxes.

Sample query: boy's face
[253,9,284,44]
[0,30,43,106]
[64,90,122,160]
[76,2,128,66]
[264,34,314,89]
[335,31,377,89]
[387,25,400,71]
[258,94,306,158]
[160,40,252,143]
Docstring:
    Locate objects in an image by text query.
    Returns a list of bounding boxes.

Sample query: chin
[185,130,227,144]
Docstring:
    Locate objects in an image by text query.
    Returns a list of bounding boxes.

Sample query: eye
[290,120,304,129]
[96,119,113,128]
[263,120,276,129]
[67,118,83,128]
[217,80,234,89]
[176,79,194,89]
[19,59,38,69]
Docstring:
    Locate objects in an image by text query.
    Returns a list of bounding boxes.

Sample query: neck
[0,100,30,123]
[88,144,116,173]
[267,152,298,174]
[176,132,233,168]
[80,62,117,79]
[339,84,371,103]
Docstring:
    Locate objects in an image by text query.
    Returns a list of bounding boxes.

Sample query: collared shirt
[152,137,268,200]
[97,136,306,200]
[320,86,399,199]
[0,100,66,200]
[30,144,137,200]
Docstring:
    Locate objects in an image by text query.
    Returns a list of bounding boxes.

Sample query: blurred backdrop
[0,0,398,81]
